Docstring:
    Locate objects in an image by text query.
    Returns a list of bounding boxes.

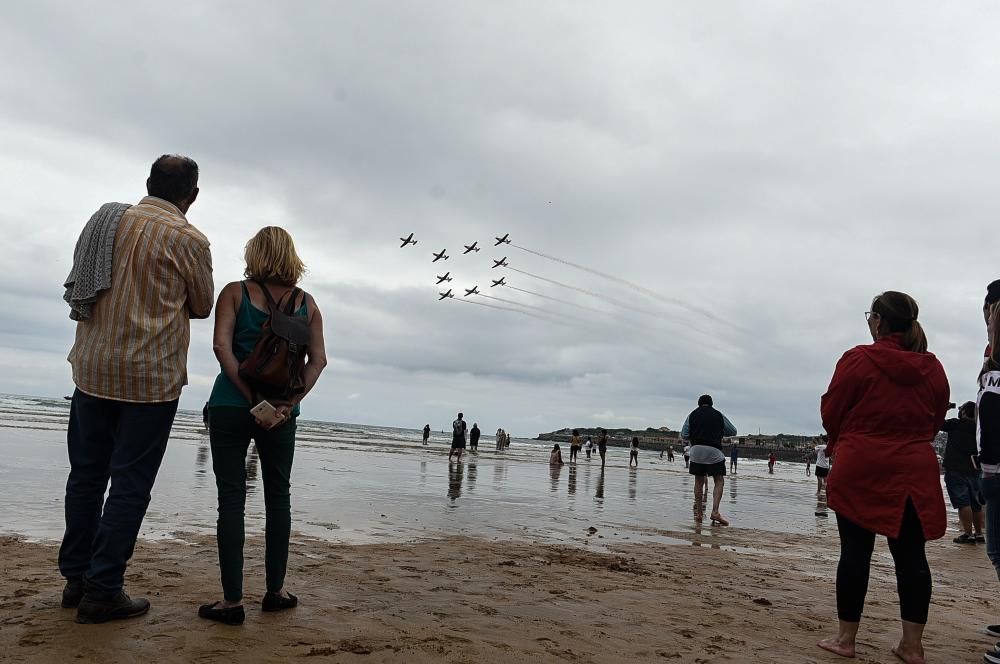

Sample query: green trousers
[209,407,296,601]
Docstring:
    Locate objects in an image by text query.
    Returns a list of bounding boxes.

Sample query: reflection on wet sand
[448,461,464,503]
[568,465,577,496]
[246,443,259,494]
[493,461,507,487]
[467,461,477,493]
[549,464,562,492]
[729,477,737,504]
[628,467,637,501]
[195,443,209,488]
[595,468,605,504]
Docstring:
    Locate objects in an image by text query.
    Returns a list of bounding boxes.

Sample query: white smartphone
[250,400,284,427]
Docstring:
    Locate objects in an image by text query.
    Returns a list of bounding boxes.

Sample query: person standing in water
[569,429,582,463]
[815,439,831,495]
[597,429,608,468]
[667,446,675,463]
[806,460,811,476]
[767,451,776,473]
[549,444,565,466]
[629,437,639,466]
[470,423,480,453]
[683,444,690,468]
[681,395,737,525]
[585,436,594,460]
[730,443,739,474]
[817,291,949,664]
[449,412,467,462]
[423,424,431,445]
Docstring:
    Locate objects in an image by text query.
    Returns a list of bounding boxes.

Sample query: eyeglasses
[865,311,879,322]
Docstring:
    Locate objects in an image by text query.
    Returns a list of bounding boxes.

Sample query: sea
[0,394,850,551]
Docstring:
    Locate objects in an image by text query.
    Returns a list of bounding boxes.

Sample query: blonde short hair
[244,226,305,286]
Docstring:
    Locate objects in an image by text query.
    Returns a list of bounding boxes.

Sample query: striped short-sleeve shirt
[68,196,214,403]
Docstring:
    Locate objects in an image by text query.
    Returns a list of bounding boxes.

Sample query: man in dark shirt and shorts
[449,413,467,462]
[941,401,984,544]
[681,395,737,525]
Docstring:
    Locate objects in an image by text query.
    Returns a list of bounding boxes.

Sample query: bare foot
[817,636,856,658]
[710,512,729,526]
[891,644,925,664]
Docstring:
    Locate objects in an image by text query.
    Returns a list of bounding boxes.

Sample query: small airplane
[432,249,449,263]
[494,233,511,246]
[492,257,508,269]
[464,286,480,297]
[399,233,417,248]
[438,289,454,300]
[435,272,452,284]
[463,242,480,254]
[491,278,506,288]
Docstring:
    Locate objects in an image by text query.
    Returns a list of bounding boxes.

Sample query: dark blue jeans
[982,473,1000,582]
[58,389,178,598]
[209,407,296,602]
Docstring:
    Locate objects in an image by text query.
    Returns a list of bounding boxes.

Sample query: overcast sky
[2,2,997,436]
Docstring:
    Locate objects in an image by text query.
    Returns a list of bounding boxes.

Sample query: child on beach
[667,446,675,462]
[585,436,593,459]
[629,437,639,466]
[549,444,565,466]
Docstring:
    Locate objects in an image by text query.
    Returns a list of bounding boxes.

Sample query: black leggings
[835,499,931,624]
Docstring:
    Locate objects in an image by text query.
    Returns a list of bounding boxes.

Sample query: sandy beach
[2,395,998,662]
[2,525,997,663]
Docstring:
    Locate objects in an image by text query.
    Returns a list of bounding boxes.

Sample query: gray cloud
[0,2,995,436]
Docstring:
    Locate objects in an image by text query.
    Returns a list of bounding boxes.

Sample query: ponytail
[871,291,927,353]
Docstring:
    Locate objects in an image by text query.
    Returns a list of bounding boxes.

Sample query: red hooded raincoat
[820,334,949,540]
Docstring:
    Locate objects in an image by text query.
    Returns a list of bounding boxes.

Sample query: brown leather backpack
[238,281,311,401]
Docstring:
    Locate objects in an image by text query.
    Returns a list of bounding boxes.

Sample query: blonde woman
[199,227,327,625]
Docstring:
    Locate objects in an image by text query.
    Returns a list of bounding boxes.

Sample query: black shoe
[261,591,298,612]
[986,625,1000,639]
[61,580,85,609]
[76,591,150,624]
[954,533,977,544]
[199,601,245,625]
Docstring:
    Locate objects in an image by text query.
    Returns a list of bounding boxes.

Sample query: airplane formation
[399,232,512,304]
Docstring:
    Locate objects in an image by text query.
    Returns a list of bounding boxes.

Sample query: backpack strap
[283,288,303,315]
[254,279,281,313]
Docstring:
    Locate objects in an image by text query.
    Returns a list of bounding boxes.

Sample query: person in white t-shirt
[815,441,831,496]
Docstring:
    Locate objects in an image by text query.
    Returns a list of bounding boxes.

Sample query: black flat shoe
[62,580,85,609]
[198,601,245,625]
[76,590,150,624]
[261,591,297,612]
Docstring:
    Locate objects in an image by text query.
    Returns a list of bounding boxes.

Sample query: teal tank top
[208,282,309,415]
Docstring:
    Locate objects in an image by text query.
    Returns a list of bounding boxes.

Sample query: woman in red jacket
[817,291,949,664]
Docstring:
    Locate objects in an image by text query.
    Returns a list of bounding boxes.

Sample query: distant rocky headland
[535,427,822,461]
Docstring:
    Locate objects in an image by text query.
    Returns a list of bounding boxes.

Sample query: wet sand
[3,526,997,663]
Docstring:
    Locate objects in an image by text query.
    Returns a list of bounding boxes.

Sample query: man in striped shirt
[60,155,214,624]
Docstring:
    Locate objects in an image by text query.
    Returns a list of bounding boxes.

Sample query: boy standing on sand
[60,155,213,624]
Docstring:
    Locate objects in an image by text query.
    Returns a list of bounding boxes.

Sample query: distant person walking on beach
[683,444,690,468]
[60,155,213,624]
[667,446,675,463]
[815,441,830,495]
[629,437,639,466]
[597,429,608,468]
[200,226,327,626]
[681,395,737,525]
[450,413,467,461]
[817,291,948,664]
[549,444,564,466]
[940,401,983,545]
[423,424,431,445]
[806,460,811,476]
[585,436,594,460]
[730,444,739,474]
[470,423,480,452]
[767,451,776,474]
[569,430,582,463]
[505,432,511,449]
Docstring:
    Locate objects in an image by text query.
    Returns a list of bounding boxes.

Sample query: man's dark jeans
[58,389,178,598]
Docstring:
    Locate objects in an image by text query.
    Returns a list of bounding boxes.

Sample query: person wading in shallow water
[817,291,948,664]
[681,395,737,526]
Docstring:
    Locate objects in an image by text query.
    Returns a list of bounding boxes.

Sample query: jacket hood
[858,334,938,386]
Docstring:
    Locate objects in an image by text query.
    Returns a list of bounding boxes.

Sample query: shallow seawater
[0,394,855,550]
